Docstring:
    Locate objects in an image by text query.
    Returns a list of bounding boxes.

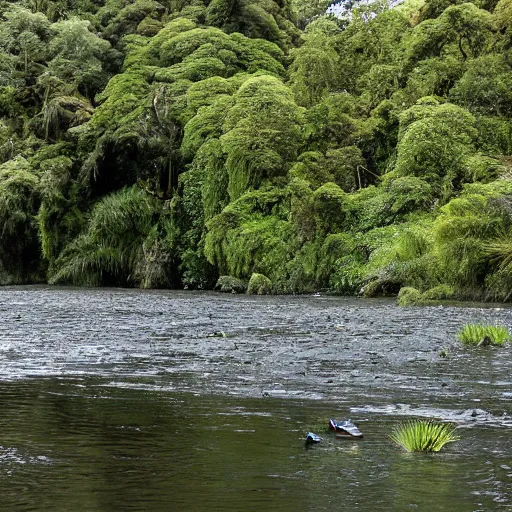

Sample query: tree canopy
[1,0,512,300]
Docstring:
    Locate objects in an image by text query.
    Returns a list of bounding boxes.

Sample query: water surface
[0,287,510,511]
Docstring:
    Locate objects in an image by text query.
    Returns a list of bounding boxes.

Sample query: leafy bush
[390,420,459,452]
[247,273,272,295]
[49,186,161,286]
[204,187,297,281]
[0,157,41,281]
[432,184,512,290]
[398,284,457,305]
[391,102,479,201]
[450,55,512,116]
[214,275,247,293]
[422,284,455,300]
[397,287,423,306]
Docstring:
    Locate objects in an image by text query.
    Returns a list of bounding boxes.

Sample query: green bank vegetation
[1,0,512,299]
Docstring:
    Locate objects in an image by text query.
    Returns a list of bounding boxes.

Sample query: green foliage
[48,17,111,97]
[450,55,512,116]
[396,286,423,306]
[89,70,149,134]
[397,284,456,305]
[457,324,511,345]
[181,95,233,160]
[209,0,299,48]
[475,116,512,155]
[50,186,161,286]
[214,275,247,293]
[404,2,494,69]
[400,57,464,106]
[79,19,288,202]
[290,146,363,192]
[325,234,367,294]
[148,23,285,74]
[441,4,494,58]
[494,0,512,49]
[42,95,94,141]
[2,0,512,296]
[289,21,339,107]
[246,272,272,294]
[221,74,304,200]
[335,214,444,296]
[0,157,39,234]
[432,181,512,289]
[0,156,41,281]
[303,93,364,153]
[204,187,297,280]
[359,64,400,108]
[182,76,237,125]
[101,0,164,44]
[311,182,348,233]
[176,158,218,289]
[360,225,433,296]
[390,420,459,452]
[422,284,456,300]
[386,176,435,214]
[291,0,333,29]
[336,4,410,93]
[484,268,512,301]
[389,102,485,200]
[485,233,512,278]
[36,153,75,261]
[347,185,400,231]
[0,6,51,74]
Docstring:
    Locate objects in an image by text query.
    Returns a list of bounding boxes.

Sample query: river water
[0,287,511,511]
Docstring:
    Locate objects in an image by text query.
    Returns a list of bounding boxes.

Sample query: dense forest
[1,0,512,300]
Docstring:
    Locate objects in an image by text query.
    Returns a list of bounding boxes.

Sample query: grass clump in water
[390,420,459,452]
[457,324,510,346]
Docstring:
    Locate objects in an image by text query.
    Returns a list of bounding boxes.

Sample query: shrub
[392,103,478,198]
[397,287,423,306]
[422,284,455,300]
[49,186,160,287]
[484,269,512,303]
[432,190,509,289]
[214,275,247,293]
[390,420,459,452]
[457,324,511,346]
[204,188,298,283]
[0,157,41,282]
[247,273,272,295]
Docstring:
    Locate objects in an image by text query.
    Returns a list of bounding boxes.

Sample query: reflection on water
[0,379,510,512]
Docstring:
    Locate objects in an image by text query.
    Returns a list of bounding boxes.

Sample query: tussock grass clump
[390,420,459,453]
[457,324,510,346]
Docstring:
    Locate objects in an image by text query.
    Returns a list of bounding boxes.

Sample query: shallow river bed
[0,287,511,511]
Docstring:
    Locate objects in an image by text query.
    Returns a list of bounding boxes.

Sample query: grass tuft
[390,420,459,452]
[457,324,510,346]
